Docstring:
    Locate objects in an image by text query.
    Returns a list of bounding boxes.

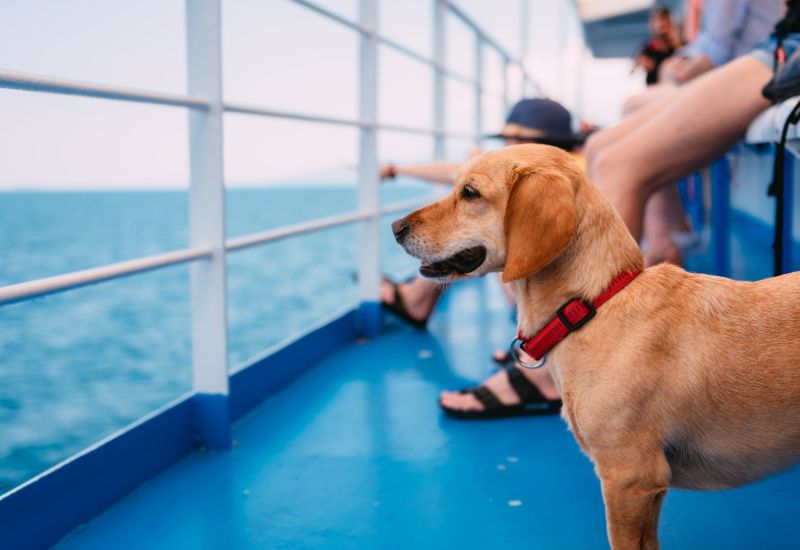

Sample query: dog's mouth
[419,245,487,278]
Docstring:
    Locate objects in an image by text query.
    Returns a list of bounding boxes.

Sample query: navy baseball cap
[489,98,585,149]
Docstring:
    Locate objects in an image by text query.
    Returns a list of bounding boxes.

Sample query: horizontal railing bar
[0,69,210,109]
[378,35,436,67]
[379,123,432,135]
[225,211,371,252]
[0,9,532,115]
[0,195,437,307]
[223,102,478,140]
[224,102,368,127]
[0,247,213,307]
[286,0,534,92]
[226,194,438,253]
[287,0,368,35]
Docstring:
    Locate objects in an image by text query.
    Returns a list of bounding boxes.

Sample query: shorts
[750,34,800,68]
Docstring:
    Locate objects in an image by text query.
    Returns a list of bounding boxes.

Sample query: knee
[622,95,641,117]
[588,146,619,190]
[583,130,608,175]
[590,147,644,201]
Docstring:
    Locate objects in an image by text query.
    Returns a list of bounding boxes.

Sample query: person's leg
[583,85,681,166]
[439,362,560,412]
[590,56,772,241]
[622,82,678,116]
[380,276,443,322]
[642,184,691,266]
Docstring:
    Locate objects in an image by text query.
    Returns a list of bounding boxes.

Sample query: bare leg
[583,86,681,167]
[642,184,690,266]
[380,276,443,322]
[622,82,678,117]
[590,56,772,240]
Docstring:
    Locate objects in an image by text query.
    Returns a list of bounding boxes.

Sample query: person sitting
[624,0,783,114]
[633,7,681,86]
[620,0,784,266]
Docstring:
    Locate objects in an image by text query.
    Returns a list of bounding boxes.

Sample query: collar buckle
[556,299,596,332]
[509,337,549,369]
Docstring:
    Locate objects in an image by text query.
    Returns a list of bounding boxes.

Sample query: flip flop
[381,279,429,329]
[440,366,562,420]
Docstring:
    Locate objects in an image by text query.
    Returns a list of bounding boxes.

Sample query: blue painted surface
[193,394,232,450]
[0,309,357,549]
[356,300,382,338]
[710,157,732,277]
[730,210,800,277]
[56,266,800,549]
[678,174,704,232]
[0,395,195,550]
[229,308,356,421]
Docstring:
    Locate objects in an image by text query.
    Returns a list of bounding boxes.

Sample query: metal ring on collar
[508,338,548,369]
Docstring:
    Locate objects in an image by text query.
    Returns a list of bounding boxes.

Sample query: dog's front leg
[594,448,670,550]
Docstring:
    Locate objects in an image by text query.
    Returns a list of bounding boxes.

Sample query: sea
[0,183,428,494]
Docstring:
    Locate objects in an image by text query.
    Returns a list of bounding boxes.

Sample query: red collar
[517,270,642,361]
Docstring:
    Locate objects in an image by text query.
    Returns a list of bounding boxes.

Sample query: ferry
[1,1,798,548]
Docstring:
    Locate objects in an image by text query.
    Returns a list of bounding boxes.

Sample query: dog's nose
[391,218,410,243]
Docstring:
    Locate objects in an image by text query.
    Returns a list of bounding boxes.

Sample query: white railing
[0,0,532,448]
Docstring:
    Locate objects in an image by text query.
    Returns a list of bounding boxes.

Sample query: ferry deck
[1,1,799,548]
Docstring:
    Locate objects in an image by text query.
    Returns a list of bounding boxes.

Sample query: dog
[391,144,800,549]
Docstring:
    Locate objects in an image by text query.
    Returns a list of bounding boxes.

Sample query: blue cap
[490,98,584,148]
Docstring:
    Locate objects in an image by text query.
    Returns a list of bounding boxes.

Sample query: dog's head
[392,144,582,283]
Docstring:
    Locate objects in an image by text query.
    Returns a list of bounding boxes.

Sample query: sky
[0,0,644,189]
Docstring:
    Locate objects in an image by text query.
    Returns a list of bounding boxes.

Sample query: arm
[380,161,461,185]
[680,0,749,69]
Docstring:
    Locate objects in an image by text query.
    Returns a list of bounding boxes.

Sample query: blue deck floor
[57,234,799,549]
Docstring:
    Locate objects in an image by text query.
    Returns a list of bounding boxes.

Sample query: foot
[439,365,560,413]
[492,348,513,365]
[380,278,434,325]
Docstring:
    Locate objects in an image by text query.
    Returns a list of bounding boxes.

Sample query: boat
[1,1,798,548]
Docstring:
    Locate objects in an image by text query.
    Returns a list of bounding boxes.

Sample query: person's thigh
[584,87,680,168]
[598,56,773,194]
[622,83,679,116]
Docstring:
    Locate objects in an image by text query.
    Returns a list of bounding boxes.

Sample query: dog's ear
[502,165,577,282]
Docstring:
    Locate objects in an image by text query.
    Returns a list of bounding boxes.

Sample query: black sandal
[491,349,514,367]
[440,366,562,420]
[381,279,429,329]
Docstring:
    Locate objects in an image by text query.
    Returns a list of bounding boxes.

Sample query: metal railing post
[781,152,795,273]
[433,0,447,159]
[186,0,231,449]
[356,0,381,337]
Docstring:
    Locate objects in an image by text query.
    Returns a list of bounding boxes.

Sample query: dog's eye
[461,185,480,200]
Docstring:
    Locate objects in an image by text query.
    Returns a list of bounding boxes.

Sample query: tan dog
[391,144,800,549]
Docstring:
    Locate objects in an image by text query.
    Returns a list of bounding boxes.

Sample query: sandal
[491,349,514,367]
[440,366,562,420]
[381,279,429,329]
